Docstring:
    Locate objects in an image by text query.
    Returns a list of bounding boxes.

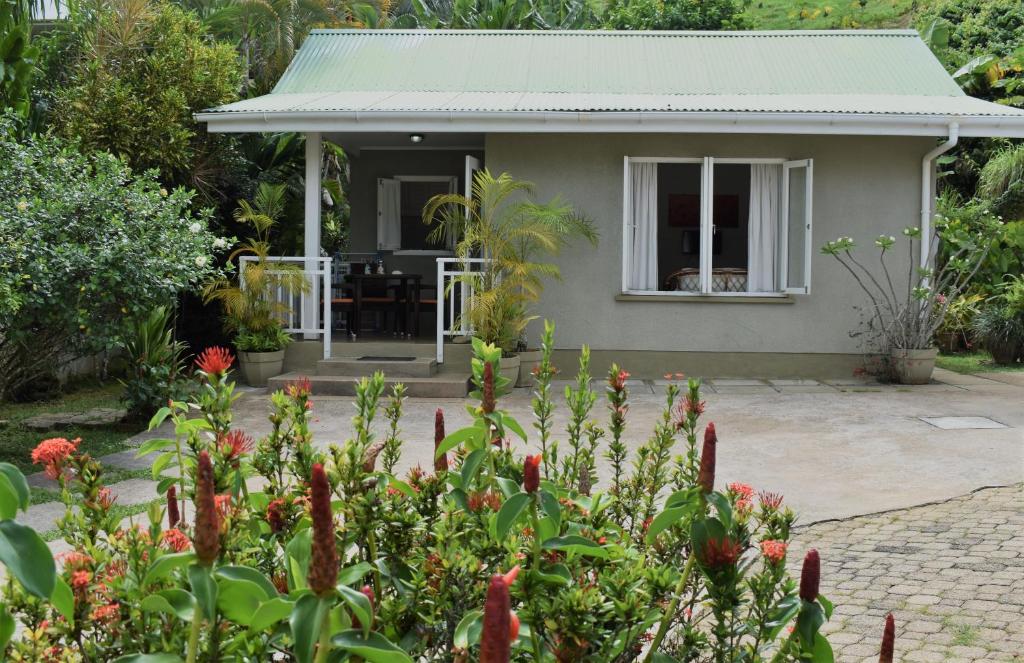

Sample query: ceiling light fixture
[409,133,425,144]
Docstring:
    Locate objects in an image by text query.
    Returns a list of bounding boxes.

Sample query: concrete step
[317,356,437,378]
[268,372,470,398]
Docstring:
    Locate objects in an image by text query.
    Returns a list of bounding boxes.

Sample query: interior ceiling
[326,132,485,153]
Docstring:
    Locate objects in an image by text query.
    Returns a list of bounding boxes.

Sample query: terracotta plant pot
[515,349,543,388]
[238,350,285,387]
[498,354,520,386]
[890,347,937,385]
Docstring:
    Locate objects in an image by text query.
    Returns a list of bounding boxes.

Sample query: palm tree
[422,170,596,353]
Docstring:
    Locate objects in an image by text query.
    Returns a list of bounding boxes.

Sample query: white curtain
[747,164,782,292]
[377,178,401,250]
[629,162,658,291]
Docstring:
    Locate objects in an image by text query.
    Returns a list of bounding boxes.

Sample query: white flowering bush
[0,114,227,399]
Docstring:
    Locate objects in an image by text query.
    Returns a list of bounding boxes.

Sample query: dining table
[345,272,423,339]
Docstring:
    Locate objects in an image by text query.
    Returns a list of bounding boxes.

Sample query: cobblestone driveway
[788,485,1024,662]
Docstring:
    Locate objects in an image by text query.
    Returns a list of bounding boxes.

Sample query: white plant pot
[238,350,286,387]
[498,354,521,386]
[890,347,937,385]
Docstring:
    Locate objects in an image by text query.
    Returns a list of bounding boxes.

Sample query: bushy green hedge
[917,0,1024,64]
[0,116,224,399]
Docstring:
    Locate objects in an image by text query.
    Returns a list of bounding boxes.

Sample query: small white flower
[16,200,28,211]
[189,222,202,233]
[213,237,228,249]
[195,255,208,268]
[160,188,169,197]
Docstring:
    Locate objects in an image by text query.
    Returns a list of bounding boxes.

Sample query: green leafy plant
[971,275,1024,364]
[120,306,192,421]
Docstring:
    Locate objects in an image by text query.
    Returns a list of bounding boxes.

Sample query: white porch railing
[239,256,332,360]
[436,257,490,364]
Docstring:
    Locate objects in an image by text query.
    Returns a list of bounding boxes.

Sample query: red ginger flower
[480,567,520,663]
[161,528,191,552]
[481,361,496,414]
[879,613,895,663]
[434,408,448,473]
[31,437,80,480]
[701,536,742,569]
[697,423,717,494]
[760,539,788,564]
[799,549,820,602]
[193,451,220,566]
[307,463,338,596]
[195,346,234,375]
[523,454,541,494]
[166,485,180,528]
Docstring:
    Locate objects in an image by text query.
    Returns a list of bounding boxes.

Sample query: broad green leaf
[215,566,276,598]
[541,535,608,559]
[51,577,74,625]
[0,520,55,598]
[385,476,417,499]
[331,629,413,663]
[453,609,483,649]
[136,438,174,457]
[651,654,681,663]
[797,600,826,649]
[494,492,531,541]
[142,552,195,586]
[818,594,834,620]
[147,406,172,431]
[645,506,689,544]
[336,562,373,588]
[291,593,329,663]
[156,476,178,494]
[188,564,218,622]
[249,597,294,632]
[151,451,176,480]
[0,474,19,520]
[502,414,527,441]
[113,655,183,663]
[810,633,834,663]
[539,490,560,530]
[690,518,726,571]
[460,449,487,490]
[705,492,733,530]
[435,426,482,458]
[496,477,519,499]
[537,515,557,542]
[0,463,30,511]
[337,584,373,638]
[141,589,197,622]
[217,577,267,626]
[286,528,312,591]
[0,605,14,652]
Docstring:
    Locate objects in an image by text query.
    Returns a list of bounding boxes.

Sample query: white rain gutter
[919,123,959,274]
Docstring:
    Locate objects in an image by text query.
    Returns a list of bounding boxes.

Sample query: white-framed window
[621,156,813,296]
[377,175,458,255]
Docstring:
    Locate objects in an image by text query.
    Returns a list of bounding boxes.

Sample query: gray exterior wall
[485,133,936,360]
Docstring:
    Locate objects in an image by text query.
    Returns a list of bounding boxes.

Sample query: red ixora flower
[31,437,80,480]
[89,602,120,624]
[760,539,788,564]
[697,423,717,494]
[879,613,895,663]
[701,536,742,570]
[307,463,338,596]
[728,482,755,500]
[433,408,448,474]
[220,429,255,461]
[286,376,312,399]
[161,528,191,552]
[609,368,631,391]
[480,567,520,663]
[193,451,221,566]
[799,549,820,602]
[195,346,234,375]
[523,454,541,494]
[71,569,92,591]
[758,490,784,511]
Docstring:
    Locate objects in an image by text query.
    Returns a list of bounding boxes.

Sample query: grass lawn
[0,381,142,474]
[936,351,1024,374]
[742,0,924,30]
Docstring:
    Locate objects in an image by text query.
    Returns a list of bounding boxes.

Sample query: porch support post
[303,131,322,340]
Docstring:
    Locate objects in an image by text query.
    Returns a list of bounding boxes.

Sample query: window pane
[787,167,807,289]
[656,163,702,292]
[710,164,750,293]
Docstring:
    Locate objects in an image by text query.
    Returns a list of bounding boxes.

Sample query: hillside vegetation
[742,0,925,30]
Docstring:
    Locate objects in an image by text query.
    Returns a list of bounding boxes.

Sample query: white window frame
[621,156,812,298]
[380,175,459,255]
[780,159,814,294]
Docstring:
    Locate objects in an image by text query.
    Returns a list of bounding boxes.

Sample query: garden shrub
[603,0,750,30]
[916,0,1024,64]
[0,116,224,400]
[119,307,193,422]
[2,325,897,662]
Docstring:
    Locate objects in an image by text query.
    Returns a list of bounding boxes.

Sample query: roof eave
[194,110,1024,138]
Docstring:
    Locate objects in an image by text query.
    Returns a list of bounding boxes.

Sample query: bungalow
[197,29,1024,383]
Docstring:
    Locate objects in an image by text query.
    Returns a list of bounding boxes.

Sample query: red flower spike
[697,422,717,494]
[509,612,520,643]
[799,549,820,602]
[193,451,220,566]
[307,464,338,596]
[523,455,541,494]
[480,574,512,663]
[434,408,448,473]
[502,565,520,587]
[482,362,496,414]
[879,613,895,663]
[195,346,234,375]
[167,485,180,528]
[353,584,376,630]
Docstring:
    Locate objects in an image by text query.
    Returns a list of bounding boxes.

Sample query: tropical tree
[422,170,597,353]
[1,0,40,123]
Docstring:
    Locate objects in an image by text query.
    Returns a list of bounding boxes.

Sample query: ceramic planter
[498,354,521,386]
[238,350,286,387]
[515,349,543,388]
[890,347,937,385]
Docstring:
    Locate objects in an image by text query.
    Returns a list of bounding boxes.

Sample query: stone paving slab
[712,385,779,394]
[16,502,66,533]
[709,378,769,386]
[26,471,59,492]
[23,408,127,432]
[99,448,156,471]
[107,478,161,506]
[775,385,839,394]
[931,369,1001,386]
[920,416,1008,430]
[975,372,1024,387]
[788,485,1024,663]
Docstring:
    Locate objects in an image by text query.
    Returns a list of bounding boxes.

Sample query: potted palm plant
[203,183,308,386]
[423,170,596,384]
[822,213,999,384]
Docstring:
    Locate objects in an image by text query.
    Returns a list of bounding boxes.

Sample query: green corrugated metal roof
[201,29,1024,120]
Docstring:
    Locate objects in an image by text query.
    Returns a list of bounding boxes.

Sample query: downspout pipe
[920,123,959,274]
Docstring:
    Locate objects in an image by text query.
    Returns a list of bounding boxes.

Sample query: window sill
[615,292,795,304]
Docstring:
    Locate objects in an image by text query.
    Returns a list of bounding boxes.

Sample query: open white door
[377,178,401,250]
[780,159,813,294]
[464,155,481,201]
